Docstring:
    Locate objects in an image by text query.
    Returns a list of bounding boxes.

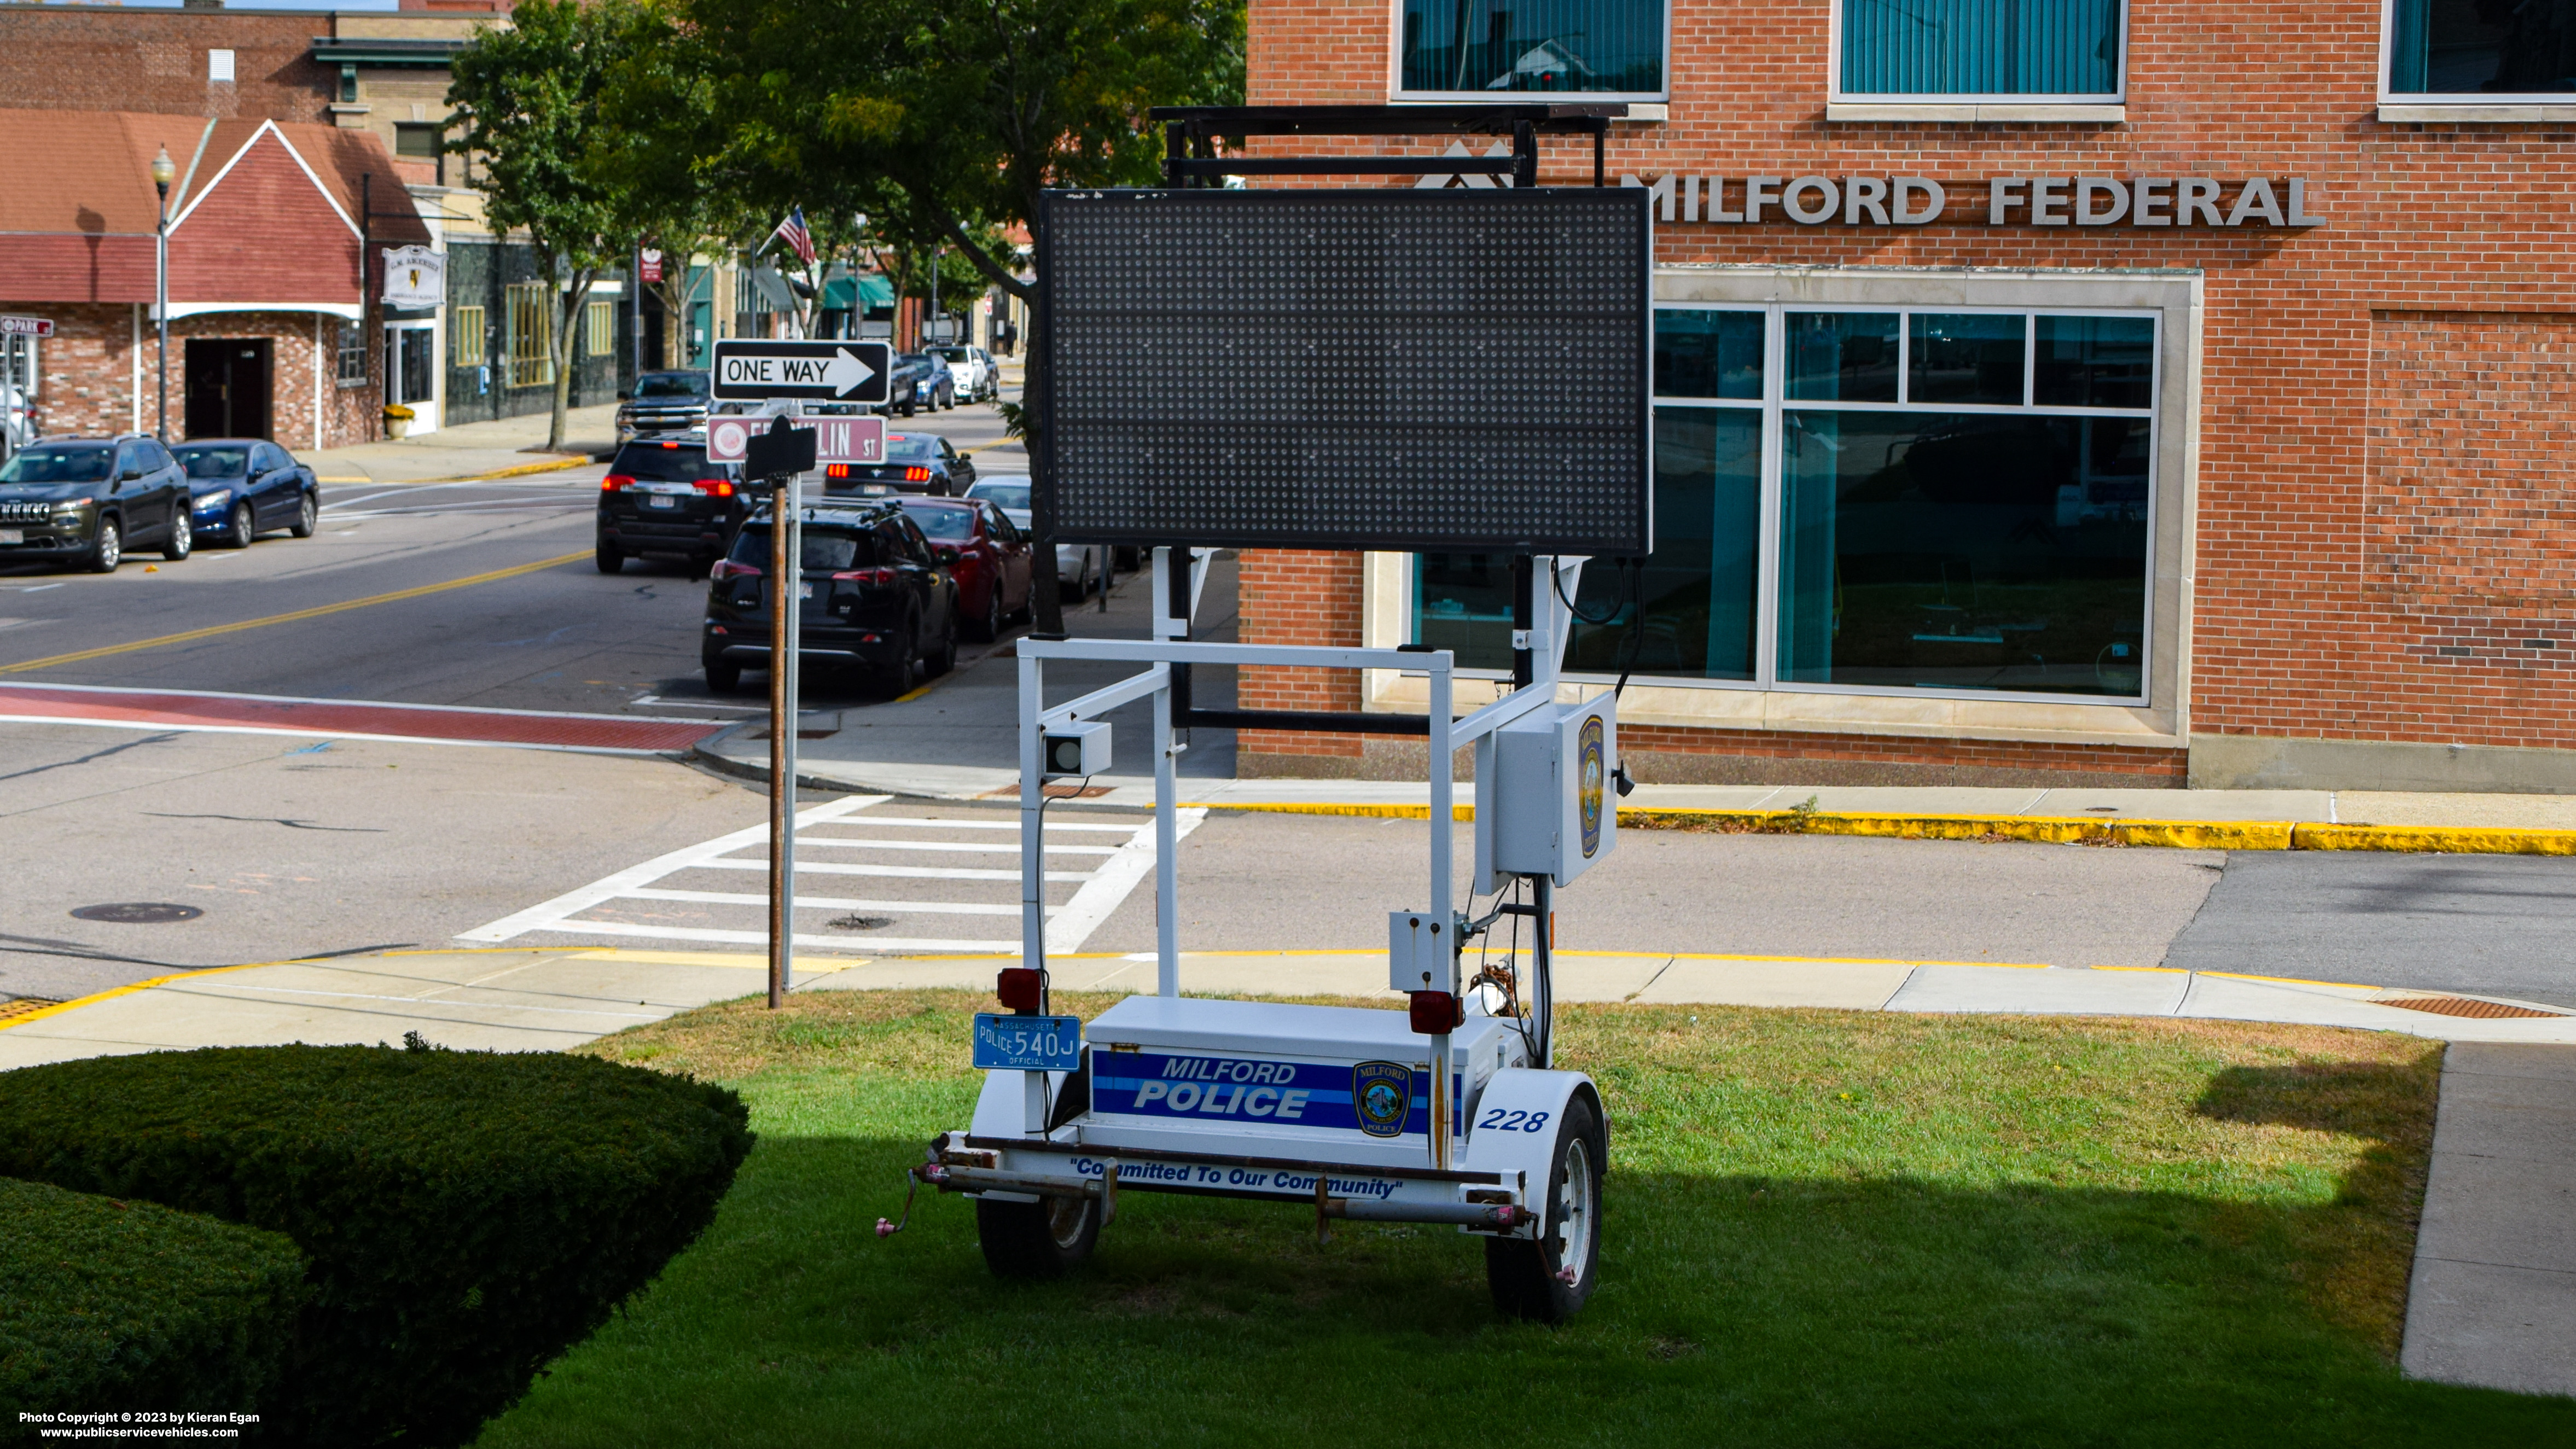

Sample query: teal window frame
[1832,0,2127,102]
[2384,0,2576,98]
[1410,302,2163,706]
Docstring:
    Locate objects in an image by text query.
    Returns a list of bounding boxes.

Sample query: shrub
[0,1040,754,1448]
[0,1176,304,1441]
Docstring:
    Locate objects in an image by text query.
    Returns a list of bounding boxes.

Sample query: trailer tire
[975,1194,1100,1280]
[1485,1092,1603,1323]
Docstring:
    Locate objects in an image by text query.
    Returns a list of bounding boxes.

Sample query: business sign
[1621,173,2323,229]
[0,316,55,338]
[709,339,891,404]
[705,411,883,466]
[381,246,445,309]
[639,248,665,284]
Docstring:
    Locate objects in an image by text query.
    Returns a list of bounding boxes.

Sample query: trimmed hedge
[0,1176,304,1440]
[0,1040,753,1448]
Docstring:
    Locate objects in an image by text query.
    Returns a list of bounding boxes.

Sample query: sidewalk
[301,400,623,485]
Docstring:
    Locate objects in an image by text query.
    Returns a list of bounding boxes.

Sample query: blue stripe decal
[1090,1052,1457,1137]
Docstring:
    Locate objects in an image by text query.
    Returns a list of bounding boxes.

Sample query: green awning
[822,273,897,311]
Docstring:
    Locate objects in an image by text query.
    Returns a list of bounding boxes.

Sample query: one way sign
[709,340,891,405]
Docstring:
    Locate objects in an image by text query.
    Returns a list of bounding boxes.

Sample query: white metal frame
[1386,0,1673,103]
[1020,546,1588,1169]
[1825,0,2131,106]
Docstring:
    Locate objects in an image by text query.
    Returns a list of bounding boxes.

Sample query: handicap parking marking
[457,795,1204,957]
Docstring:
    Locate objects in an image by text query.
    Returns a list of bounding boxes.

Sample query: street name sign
[710,339,891,405]
[706,412,884,466]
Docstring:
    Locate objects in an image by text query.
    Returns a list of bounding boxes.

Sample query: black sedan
[171,439,318,548]
[0,434,194,571]
[597,433,749,574]
[822,432,978,498]
[701,501,961,696]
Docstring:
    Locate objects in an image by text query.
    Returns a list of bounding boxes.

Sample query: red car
[897,496,1032,641]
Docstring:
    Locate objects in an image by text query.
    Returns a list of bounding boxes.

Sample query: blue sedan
[170,439,319,547]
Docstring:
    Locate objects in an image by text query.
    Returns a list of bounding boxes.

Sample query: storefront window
[1396,0,1666,97]
[1414,306,2159,702]
[2388,0,2576,94]
[1839,0,2124,98]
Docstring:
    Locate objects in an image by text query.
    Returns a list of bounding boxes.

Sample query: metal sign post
[746,415,818,1009]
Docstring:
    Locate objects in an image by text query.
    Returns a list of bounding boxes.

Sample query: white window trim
[1826,0,2130,110]
[1385,0,1672,102]
[2376,0,2576,115]
[1361,267,2204,750]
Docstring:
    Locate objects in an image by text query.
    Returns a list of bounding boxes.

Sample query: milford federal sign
[710,339,892,404]
[1620,173,2323,229]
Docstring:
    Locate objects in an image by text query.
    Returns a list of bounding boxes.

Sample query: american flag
[772,208,816,266]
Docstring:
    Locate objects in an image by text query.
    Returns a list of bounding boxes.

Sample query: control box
[1474,695,1616,889]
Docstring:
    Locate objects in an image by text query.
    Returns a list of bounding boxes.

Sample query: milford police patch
[1353,1061,1410,1138]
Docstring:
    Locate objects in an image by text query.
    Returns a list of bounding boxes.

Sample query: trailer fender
[1459,1068,1602,1234]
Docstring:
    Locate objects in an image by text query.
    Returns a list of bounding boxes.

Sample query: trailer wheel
[975,1194,1100,1280]
[1485,1093,1603,1323]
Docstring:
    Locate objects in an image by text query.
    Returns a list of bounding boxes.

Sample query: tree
[448,0,638,450]
[645,0,1245,626]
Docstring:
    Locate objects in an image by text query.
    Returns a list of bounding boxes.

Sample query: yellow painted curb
[0,959,287,1034]
[1195,801,2571,856]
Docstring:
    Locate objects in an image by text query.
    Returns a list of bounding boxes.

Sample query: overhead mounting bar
[1148,103,1625,189]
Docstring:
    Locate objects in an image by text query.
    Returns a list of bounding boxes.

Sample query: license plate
[0,529,19,545]
[647,494,678,509]
[973,1013,1083,1072]
[864,485,889,496]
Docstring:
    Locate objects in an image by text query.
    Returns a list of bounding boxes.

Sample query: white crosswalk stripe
[456,794,1203,956]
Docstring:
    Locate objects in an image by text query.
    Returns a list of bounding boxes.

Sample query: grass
[471,991,2576,1447]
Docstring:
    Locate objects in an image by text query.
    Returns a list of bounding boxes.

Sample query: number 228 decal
[1478,1107,1552,1133]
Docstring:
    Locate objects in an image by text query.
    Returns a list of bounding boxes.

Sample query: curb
[1176,801,2576,856]
[313,455,595,488]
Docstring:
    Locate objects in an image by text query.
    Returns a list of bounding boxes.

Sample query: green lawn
[473,991,2575,1447]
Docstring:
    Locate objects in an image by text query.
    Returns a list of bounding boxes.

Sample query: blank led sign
[1037,187,1652,555]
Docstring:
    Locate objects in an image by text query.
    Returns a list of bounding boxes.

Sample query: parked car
[616,371,711,441]
[962,475,1110,600]
[929,345,999,403]
[0,434,193,572]
[880,354,933,417]
[824,431,978,497]
[897,496,1031,641]
[596,432,751,574]
[170,439,318,548]
[904,352,957,411]
[701,500,960,695]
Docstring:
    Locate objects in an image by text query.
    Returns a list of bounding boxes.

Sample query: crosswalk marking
[457,794,1204,957]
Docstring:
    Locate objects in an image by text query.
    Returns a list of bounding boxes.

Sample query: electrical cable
[1550,555,1623,627]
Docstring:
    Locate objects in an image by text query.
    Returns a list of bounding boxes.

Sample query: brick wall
[1238,0,2576,785]
[6,303,380,451]
[0,7,331,123]
[14,304,141,440]
[1238,548,1369,766]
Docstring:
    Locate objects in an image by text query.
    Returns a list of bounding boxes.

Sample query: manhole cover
[829,915,896,932]
[69,902,204,924]
[2382,995,2563,1020]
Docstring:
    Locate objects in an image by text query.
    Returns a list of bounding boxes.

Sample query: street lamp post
[150,145,174,441]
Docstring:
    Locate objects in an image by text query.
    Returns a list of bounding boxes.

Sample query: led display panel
[1037,187,1652,555]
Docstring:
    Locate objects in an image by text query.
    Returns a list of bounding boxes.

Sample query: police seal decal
[1353,1060,1411,1138]
[1578,715,1605,859]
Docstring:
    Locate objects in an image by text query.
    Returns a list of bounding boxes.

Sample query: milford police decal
[1353,1061,1411,1138]
[1578,714,1606,859]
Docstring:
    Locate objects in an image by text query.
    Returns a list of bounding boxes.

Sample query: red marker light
[996,968,1045,1012]
[1408,990,1462,1034]
[660,441,680,449]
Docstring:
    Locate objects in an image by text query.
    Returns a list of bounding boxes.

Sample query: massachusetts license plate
[647,494,678,508]
[973,1013,1083,1072]
[0,529,19,545]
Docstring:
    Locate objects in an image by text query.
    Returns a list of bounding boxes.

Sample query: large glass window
[1839,0,2124,98]
[2388,0,2576,95]
[1397,0,1666,97]
[1415,306,2160,703]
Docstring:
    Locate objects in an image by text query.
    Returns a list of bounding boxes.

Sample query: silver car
[962,475,1106,599]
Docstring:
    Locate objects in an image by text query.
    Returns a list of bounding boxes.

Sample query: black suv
[701,501,960,695]
[0,434,194,572]
[615,371,711,442]
[596,433,750,574]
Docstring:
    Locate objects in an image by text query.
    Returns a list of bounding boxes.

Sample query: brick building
[0,2,633,441]
[0,108,427,451]
[1235,0,2576,794]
